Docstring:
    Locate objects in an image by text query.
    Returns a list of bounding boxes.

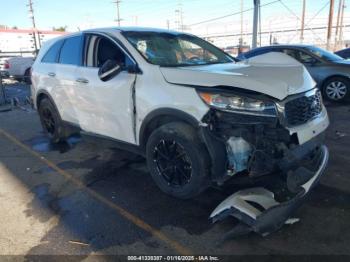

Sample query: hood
[160,52,316,100]
[332,59,350,66]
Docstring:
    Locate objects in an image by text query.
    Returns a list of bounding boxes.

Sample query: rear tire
[322,77,349,102]
[146,122,210,199]
[24,68,31,84]
[38,98,66,143]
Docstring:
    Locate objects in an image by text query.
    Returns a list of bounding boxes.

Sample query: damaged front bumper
[210,145,329,237]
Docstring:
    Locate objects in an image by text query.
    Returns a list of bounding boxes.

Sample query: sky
[0,0,341,33]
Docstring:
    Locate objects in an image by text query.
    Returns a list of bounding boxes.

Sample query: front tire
[146,122,210,199]
[322,77,349,102]
[38,98,66,143]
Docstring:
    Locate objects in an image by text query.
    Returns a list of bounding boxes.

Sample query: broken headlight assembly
[198,92,277,117]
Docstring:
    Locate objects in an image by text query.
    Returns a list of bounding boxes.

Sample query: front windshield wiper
[160,61,232,68]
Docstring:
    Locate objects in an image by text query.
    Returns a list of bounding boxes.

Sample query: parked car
[0,56,34,83]
[31,27,328,216]
[237,45,350,102]
[335,47,350,59]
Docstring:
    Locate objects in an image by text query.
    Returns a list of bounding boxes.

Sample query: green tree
[53,26,67,32]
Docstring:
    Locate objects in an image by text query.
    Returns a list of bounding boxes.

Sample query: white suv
[31,27,329,200]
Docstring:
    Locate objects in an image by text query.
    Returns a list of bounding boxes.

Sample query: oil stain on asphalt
[24,134,82,154]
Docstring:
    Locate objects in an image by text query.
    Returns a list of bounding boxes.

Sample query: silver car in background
[237,45,350,102]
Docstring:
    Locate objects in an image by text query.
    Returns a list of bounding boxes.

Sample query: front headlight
[198,92,277,117]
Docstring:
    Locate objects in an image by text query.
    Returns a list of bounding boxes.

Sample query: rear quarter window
[41,40,64,63]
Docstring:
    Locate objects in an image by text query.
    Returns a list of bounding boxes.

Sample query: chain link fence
[0,73,11,112]
[0,73,32,112]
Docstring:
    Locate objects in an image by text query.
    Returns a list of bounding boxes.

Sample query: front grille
[285,90,323,126]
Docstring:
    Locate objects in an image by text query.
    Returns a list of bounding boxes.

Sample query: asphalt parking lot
[0,83,350,258]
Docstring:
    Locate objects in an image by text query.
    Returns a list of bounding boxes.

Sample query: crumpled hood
[160,52,316,100]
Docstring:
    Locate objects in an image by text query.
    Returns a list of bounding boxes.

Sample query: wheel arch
[139,108,201,150]
[35,90,60,116]
[320,74,350,89]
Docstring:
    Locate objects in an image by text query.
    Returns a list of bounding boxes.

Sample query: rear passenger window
[41,40,63,63]
[59,35,82,65]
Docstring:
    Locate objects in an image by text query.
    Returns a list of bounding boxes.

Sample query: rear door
[55,34,83,124]
[34,39,63,110]
[73,33,137,144]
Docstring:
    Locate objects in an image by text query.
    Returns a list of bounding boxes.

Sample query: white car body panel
[133,66,210,144]
[73,67,137,143]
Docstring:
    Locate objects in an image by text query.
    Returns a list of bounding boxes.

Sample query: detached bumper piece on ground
[210,145,329,238]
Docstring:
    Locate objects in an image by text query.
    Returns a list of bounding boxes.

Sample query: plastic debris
[68,240,90,246]
[335,130,347,139]
[285,218,300,225]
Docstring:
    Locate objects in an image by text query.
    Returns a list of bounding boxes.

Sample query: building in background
[0,28,66,57]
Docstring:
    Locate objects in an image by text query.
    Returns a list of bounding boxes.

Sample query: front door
[73,33,137,144]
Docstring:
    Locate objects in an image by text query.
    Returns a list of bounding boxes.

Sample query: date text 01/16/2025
[127,256,220,261]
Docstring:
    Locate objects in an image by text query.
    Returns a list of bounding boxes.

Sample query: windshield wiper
[160,61,231,68]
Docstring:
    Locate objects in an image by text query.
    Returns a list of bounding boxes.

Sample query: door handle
[76,78,89,84]
[48,72,56,77]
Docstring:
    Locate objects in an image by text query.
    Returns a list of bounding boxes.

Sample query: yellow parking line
[0,128,193,255]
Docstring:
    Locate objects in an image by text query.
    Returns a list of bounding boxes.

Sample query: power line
[286,1,329,44]
[201,24,350,39]
[278,0,326,44]
[188,0,280,27]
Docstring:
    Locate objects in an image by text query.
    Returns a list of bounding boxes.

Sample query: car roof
[335,47,350,52]
[255,44,313,49]
[84,26,183,35]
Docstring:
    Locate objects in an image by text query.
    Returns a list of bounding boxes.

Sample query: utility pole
[113,0,122,26]
[335,0,343,50]
[339,0,346,47]
[252,0,260,49]
[175,0,184,31]
[240,0,244,48]
[166,20,170,30]
[27,0,38,55]
[326,0,335,50]
[175,9,180,31]
[300,0,306,43]
[133,16,138,26]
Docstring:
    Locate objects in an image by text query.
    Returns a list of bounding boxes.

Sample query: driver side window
[84,34,132,68]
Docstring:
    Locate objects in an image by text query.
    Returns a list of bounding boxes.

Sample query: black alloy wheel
[146,122,210,199]
[38,98,67,143]
[153,139,192,188]
[41,107,56,135]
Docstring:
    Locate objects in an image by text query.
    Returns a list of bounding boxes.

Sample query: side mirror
[98,59,122,82]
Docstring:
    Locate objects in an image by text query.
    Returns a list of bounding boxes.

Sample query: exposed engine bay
[199,89,329,237]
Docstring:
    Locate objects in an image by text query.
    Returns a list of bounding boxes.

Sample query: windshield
[122,31,234,67]
[306,46,343,62]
